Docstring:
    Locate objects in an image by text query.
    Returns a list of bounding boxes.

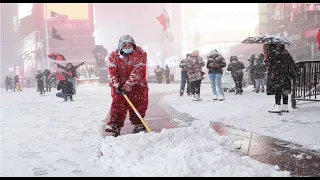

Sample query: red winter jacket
[108,46,148,89]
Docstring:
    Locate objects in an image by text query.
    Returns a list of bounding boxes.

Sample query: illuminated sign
[45,3,89,20]
[18,3,34,20]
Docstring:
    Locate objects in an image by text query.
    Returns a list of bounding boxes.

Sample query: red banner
[317,29,320,51]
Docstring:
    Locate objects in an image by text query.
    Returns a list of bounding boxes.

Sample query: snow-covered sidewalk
[162,84,320,152]
[1,85,110,176]
[1,84,291,176]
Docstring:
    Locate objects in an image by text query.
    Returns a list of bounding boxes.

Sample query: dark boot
[105,124,121,137]
[69,95,74,101]
[239,89,243,95]
[180,89,184,96]
[132,124,147,133]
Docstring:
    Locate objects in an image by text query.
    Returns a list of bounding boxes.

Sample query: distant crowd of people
[177,44,296,113]
[154,65,174,84]
[4,62,85,102]
[4,75,22,92]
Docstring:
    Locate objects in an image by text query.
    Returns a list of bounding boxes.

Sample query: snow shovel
[122,93,152,133]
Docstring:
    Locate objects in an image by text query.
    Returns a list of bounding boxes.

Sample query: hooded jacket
[206,49,226,74]
[57,80,75,95]
[251,55,267,79]
[108,35,148,89]
[265,44,296,95]
[227,56,245,78]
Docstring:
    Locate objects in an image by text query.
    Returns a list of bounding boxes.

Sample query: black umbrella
[241,35,291,45]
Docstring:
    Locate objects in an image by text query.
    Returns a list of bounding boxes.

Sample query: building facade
[18,3,96,81]
[1,3,21,83]
[94,3,183,78]
[182,3,259,58]
[258,3,320,61]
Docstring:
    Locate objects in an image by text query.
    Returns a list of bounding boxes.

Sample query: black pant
[38,84,45,94]
[46,83,51,92]
[250,73,256,88]
[275,93,288,105]
[5,84,11,91]
[165,75,170,84]
[232,76,243,93]
[190,79,202,95]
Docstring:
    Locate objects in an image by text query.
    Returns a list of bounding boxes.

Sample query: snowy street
[163,84,320,152]
[1,83,319,176]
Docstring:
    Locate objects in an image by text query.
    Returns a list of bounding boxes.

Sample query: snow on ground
[1,85,111,176]
[162,84,320,152]
[100,126,290,177]
[1,83,290,176]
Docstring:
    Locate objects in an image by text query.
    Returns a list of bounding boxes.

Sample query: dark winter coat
[35,73,45,87]
[227,61,245,78]
[5,76,11,85]
[57,62,85,78]
[251,62,267,79]
[179,58,189,78]
[57,80,75,95]
[14,75,19,83]
[265,48,296,95]
[206,51,226,74]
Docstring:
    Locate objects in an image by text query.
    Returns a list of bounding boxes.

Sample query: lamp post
[92,45,108,83]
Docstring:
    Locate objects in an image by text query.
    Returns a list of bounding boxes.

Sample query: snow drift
[100,126,290,177]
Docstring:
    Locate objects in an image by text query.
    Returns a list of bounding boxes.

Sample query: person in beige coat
[185,50,205,101]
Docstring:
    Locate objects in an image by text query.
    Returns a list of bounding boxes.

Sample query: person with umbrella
[264,44,296,113]
[242,35,296,113]
[47,53,76,90]
[57,62,85,94]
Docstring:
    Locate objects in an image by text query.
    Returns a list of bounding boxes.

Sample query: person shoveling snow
[104,35,149,137]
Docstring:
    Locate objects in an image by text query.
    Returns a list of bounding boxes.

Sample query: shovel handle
[122,94,152,133]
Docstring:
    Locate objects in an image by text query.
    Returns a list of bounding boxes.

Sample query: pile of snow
[100,126,290,177]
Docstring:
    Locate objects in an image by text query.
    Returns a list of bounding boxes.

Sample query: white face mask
[122,48,133,54]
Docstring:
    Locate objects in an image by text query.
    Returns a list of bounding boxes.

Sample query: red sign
[305,28,320,38]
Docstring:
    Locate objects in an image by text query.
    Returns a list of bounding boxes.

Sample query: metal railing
[291,60,320,109]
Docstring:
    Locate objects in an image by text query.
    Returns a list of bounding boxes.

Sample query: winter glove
[116,86,125,94]
[123,84,132,93]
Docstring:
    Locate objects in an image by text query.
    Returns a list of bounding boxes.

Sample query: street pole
[44,3,50,69]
